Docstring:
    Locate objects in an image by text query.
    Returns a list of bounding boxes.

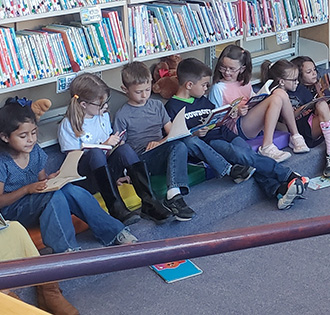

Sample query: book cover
[308,176,330,190]
[294,95,330,120]
[189,104,232,133]
[42,151,86,193]
[150,259,203,283]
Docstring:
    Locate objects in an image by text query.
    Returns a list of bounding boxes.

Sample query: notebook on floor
[150,259,203,283]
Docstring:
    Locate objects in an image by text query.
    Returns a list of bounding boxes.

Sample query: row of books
[0,9,128,88]
[242,0,328,37]
[127,0,328,58]
[128,1,242,58]
[0,0,120,19]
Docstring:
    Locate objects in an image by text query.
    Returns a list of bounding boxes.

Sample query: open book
[231,79,273,113]
[42,151,86,193]
[189,104,232,134]
[81,130,126,155]
[215,80,274,127]
[294,95,330,120]
[143,107,191,153]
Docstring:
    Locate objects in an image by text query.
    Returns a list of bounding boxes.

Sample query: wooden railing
[2,215,330,290]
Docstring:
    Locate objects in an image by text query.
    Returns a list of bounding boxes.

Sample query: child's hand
[117,176,131,186]
[27,180,48,193]
[238,104,248,116]
[193,127,209,137]
[146,141,161,151]
[48,170,60,179]
[105,132,121,147]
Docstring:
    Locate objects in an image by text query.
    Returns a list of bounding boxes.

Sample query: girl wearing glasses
[209,45,309,163]
[288,56,330,177]
[58,73,169,226]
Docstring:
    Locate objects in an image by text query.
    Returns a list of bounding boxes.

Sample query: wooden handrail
[1,215,330,290]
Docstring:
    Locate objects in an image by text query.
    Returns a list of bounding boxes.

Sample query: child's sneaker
[163,194,195,221]
[114,228,138,245]
[229,164,256,184]
[258,144,291,163]
[289,134,310,153]
[323,155,330,178]
[277,177,308,210]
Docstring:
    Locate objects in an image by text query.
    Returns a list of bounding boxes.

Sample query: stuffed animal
[8,96,52,120]
[152,54,182,99]
[32,98,52,120]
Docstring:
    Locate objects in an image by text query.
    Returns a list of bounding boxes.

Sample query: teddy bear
[9,96,52,120]
[152,54,182,99]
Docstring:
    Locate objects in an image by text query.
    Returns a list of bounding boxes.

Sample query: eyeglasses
[88,95,111,109]
[283,78,299,83]
[218,66,241,74]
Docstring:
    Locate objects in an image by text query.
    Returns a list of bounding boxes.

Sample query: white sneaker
[289,134,310,153]
[277,177,309,210]
[114,228,138,245]
[258,143,291,163]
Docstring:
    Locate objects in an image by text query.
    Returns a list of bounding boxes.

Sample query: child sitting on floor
[165,57,309,210]
[0,98,137,254]
[289,56,330,177]
[113,61,195,222]
[58,73,169,225]
[208,44,309,163]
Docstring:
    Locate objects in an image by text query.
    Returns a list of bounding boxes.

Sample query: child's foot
[323,155,330,177]
[277,177,309,210]
[140,202,173,224]
[114,228,138,245]
[289,134,310,153]
[163,194,195,221]
[229,164,256,184]
[258,143,291,163]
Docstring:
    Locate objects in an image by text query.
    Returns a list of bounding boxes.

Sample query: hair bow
[8,96,32,107]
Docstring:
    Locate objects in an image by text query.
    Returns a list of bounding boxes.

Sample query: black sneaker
[140,199,173,224]
[163,194,196,221]
[230,164,256,184]
[323,155,330,178]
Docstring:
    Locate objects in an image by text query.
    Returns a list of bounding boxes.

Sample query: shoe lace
[172,196,187,209]
[291,135,306,148]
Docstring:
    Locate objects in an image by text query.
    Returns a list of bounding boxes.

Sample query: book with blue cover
[150,259,203,283]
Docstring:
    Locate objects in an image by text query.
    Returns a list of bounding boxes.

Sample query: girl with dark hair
[289,56,330,177]
[0,98,137,254]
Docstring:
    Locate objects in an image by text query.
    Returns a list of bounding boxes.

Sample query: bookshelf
[0,0,328,147]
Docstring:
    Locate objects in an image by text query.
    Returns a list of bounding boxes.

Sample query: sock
[276,183,288,197]
[320,121,330,156]
[226,165,232,176]
[167,187,181,200]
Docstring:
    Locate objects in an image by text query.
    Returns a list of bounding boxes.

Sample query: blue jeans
[181,136,231,177]
[79,143,140,180]
[140,140,189,195]
[1,184,125,253]
[209,137,292,197]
